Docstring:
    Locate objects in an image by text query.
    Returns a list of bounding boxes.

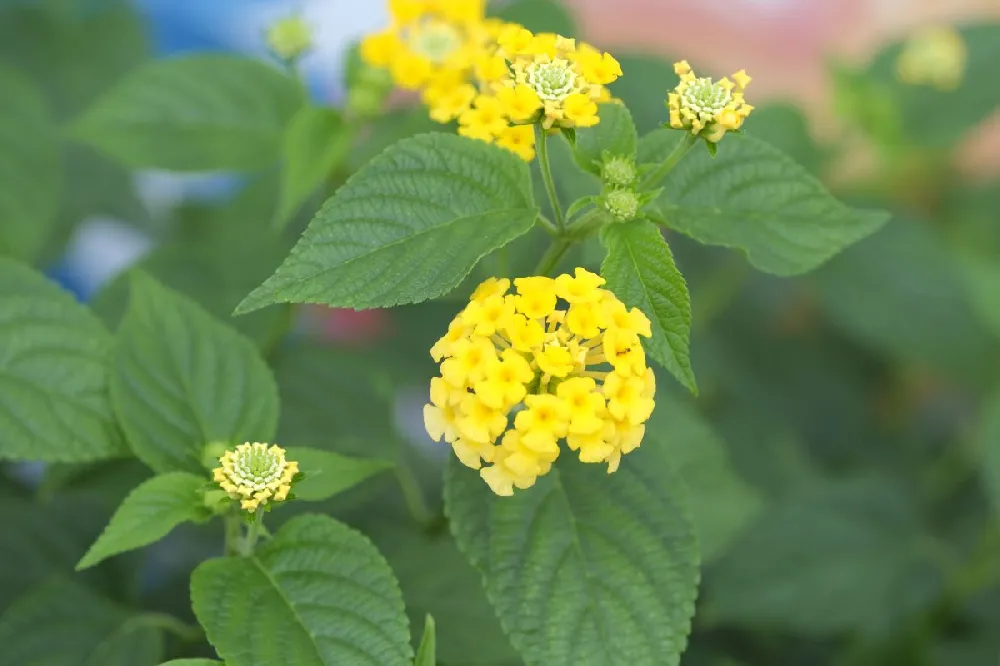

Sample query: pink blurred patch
[301,305,393,344]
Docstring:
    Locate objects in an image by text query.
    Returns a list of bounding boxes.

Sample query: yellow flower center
[526,59,578,101]
[681,77,732,119]
[406,19,462,63]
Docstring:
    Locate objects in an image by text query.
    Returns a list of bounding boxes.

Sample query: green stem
[640,133,698,190]
[134,612,204,643]
[239,508,264,556]
[535,125,566,231]
[533,238,573,277]
[223,512,241,557]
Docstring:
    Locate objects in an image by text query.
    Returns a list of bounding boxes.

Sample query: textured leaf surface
[639,130,889,275]
[284,447,392,502]
[236,133,537,312]
[275,105,352,228]
[0,258,124,462]
[645,395,764,563]
[191,514,412,666]
[601,220,696,392]
[77,472,209,570]
[73,55,303,171]
[112,273,279,473]
[445,453,700,666]
[704,478,942,635]
[574,102,637,174]
[0,65,58,260]
[0,578,163,666]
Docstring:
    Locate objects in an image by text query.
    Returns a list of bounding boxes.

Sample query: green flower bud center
[409,20,462,64]
[235,448,283,485]
[682,77,731,116]
[603,157,637,187]
[527,60,577,101]
[604,189,639,221]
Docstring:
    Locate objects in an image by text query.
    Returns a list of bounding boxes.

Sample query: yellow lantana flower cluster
[424,269,655,496]
[213,442,299,512]
[895,26,967,91]
[457,28,621,160]
[668,60,754,143]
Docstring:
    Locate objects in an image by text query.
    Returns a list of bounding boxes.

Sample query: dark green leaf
[600,220,696,392]
[77,472,210,570]
[490,0,577,36]
[191,514,412,666]
[72,55,304,171]
[609,55,676,134]
[445,452,700,666]
[977,391,1000,518]
[284,447,393,502]
[111,273,279,473]
[0,258,124,462]
[574,102,637,174]
[640,130,889,275]
[237,133,537,312]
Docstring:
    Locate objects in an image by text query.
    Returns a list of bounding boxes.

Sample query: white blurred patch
[63,218,154,296]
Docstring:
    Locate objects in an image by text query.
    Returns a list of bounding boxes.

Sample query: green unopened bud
[602,155,636,188]
[266,15,312,61]
[202,441,229,471]
[603,189,639,221]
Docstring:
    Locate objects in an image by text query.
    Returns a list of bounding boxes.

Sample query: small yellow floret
[895,25,967,91]
[667,60,754,143]
[212,442,298,513]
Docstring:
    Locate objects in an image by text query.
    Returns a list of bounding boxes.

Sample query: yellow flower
[213,442,298,512]
[423,269,655,496]
[458,94,508,141]
[896,25,967,91]
[266,15,312,61]
[667,60,754,143]
[494,125,536,161]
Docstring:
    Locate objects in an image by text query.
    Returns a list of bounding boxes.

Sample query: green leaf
[703,477,943,635]
[0,578,163,666]
[957,252,1000,339]
[191,514,412,666]
[640,130,889,275]
[236,133,537,313]
[0,65,59,261]
[111,273,279,473]
[445,453,700,666]
[600,220,696,392]
[977,391,1000,518]
[158,661,222,666]
[72,55,304,171]
[77,472,210,570]
[0,258,124,462]
[284,447,393,502]
[414,615,436,666]
[608,55,676,134]
[645,395,764,563]
[744,103,825,176]
[489,0,577,36]
[574,102,637,174]
[275,105,352,229]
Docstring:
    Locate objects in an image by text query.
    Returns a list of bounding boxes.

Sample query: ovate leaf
[72,55,304,171]
[275,105,352,228]
[0,65,59,260]
[640,130,888,275]
[0,578,163,666]
[236,133,537,313]
[77,472,210,570]
[0,258,124,462]
[574,102,637,174]
[600,220,696,392]
[191,514,412,666]
[446,453,700,666]
[415,615,436,666]
[284,447,393,502]
[112,273,279,473]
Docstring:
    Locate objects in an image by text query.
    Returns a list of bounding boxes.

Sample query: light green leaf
[191,514,412,666]
[72,55,304,171]
[640,130,889,275]
[0,258,124,462]
[489,0,577,35]
[111,273,279,473]
[0,65,59,261]
[704,477,943,635]
[284,447,393,502]
[600,219,696,392]
[415,614,436,666]
[77,472,210,570]
[646,395,764,562]
[236,133,537,313]
[745,103,825,176]
[574,102,637,174]
[445,453,700,666]
[275,105,352,229]
[0,578,163,666]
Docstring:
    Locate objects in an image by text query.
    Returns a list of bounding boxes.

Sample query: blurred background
[3,0,1000,665]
